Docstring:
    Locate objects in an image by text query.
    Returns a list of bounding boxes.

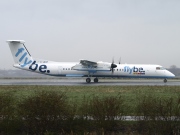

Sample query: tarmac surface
[0,78,180,86]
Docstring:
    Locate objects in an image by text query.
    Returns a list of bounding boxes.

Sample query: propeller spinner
[110,58,117,73]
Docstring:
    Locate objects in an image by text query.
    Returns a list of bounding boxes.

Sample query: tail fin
[7,40,33,67]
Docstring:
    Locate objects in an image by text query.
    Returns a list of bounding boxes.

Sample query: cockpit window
[156,67,165,70]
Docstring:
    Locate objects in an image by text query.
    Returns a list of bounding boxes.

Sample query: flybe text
[15,48,32,67]
[15,48,50,73]
[124,66,145,75]
[29,61,50,73]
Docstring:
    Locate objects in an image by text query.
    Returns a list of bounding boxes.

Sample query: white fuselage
[14,61,175,79]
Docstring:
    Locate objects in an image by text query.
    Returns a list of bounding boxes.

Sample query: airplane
[7,40,175,83]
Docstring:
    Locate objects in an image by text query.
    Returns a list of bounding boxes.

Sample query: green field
[0,85,180,134]
[1,85,180,115]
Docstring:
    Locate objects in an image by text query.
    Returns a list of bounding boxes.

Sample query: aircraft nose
[171,73,175,78]
[167,71,175,78]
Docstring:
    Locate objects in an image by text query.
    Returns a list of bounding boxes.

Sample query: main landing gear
[86,78,91,83]
[86,77,98,83]
[94,77,98,83]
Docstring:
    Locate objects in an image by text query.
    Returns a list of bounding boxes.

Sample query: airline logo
[29,61,50,73]
[15,48,50,73]
[124,66,145,75]
[15,48,32,67]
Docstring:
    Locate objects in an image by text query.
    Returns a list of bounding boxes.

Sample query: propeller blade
[119,57,121,64]
[110,57,117,73]
[112,57,114,64]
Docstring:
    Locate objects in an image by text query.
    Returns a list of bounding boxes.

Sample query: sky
[1,0,180,69]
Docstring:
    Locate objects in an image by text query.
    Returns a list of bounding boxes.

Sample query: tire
[94,78,98,83]
[164,79,167,83]
[86,78,91,83]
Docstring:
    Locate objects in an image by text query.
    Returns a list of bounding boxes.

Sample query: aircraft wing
[72,59,110,71]
[80,60,97,67]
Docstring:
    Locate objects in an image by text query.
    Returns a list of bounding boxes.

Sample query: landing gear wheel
[94,78,98,83]
[86,78,91,83]
[164,79,167,83]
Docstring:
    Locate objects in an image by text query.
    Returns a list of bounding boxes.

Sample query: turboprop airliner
[7,40,175,83]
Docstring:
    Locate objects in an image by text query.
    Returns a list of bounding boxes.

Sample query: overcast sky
[1,0,180,69]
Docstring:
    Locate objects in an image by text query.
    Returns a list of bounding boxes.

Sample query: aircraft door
[58,66,63,74]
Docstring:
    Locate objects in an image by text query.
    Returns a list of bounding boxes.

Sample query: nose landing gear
[164,79,167,83]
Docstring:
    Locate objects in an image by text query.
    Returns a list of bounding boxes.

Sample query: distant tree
[170,65,177,69]
[168,65,180,76]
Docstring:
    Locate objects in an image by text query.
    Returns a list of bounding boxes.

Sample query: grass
[0,85,180,115]
[0,85,180,134]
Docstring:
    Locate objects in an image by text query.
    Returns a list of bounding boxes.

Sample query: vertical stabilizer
[7,40,33,67]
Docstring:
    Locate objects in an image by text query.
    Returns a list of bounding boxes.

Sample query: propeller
[110,57,117,73]
[119,57,121,64]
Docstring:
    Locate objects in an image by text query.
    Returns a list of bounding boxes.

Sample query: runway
[0,78,180,86]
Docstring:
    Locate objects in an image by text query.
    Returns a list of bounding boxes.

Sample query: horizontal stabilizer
[7,40,25,44]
